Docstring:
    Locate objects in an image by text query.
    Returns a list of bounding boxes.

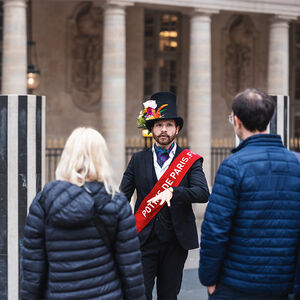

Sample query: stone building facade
[1,2,300,298]
[2,0,300,184]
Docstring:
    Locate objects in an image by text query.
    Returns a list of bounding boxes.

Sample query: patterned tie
[154,143,175,168]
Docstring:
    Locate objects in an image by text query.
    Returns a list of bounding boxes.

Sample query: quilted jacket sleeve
[199,157,240,286]
[114,194,145,300]
[21,192,47,300]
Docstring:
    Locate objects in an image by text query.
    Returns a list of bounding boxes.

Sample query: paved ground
[177,244,207,300]
[178,268,207,300]
[152,221,208,299]
[178,222,207,299]
[152,266,207,299]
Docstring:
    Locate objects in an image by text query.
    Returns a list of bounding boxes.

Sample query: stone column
[101,1,133,184]
[267,15,295,95]
[2,0,27,94]
[187,9,217,188]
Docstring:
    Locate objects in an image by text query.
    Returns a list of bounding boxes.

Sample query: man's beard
[153,132,177,147]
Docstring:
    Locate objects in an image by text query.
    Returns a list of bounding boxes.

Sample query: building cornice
[105,0,135,7]
[46,0,300,19]
[132,0,300,18]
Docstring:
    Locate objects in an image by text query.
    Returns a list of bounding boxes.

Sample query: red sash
[134,149,202,233]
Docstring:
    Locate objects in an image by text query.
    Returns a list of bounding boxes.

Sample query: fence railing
[45,136,189,182]
[291,137,300,152]
[210,138,235,184]
[211,147,232,184]
[45,136,300,184]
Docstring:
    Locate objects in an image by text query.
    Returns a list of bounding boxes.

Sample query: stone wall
[211,12,269,141]
[33,2,270,142]
[33,1,145,140]
[33,1,99,140]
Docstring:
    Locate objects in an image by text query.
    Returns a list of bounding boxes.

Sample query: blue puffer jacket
[199,134,300,295]
[21,180,145,300]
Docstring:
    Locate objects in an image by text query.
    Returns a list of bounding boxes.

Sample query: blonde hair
[55,127,118,196]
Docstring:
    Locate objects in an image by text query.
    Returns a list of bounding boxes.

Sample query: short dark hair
[232,88,275,132]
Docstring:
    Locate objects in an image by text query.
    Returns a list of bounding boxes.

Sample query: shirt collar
[152,142,177,161]
[154,142,175,154]
[152,142,176,155]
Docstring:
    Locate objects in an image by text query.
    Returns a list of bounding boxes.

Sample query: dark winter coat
[199,134,300,296]
[21,180,145,300]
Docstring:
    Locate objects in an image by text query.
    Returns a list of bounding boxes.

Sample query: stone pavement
[152,247,207,300]
[178,244,207,300]
[153,221,208,299]
[178,268,207,300]
[178,221,207,299]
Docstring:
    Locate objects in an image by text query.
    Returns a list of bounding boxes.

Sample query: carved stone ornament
[221,15,258,107]
[67,2,103,112]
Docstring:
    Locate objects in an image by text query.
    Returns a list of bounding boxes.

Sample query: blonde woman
[21,127,145,300]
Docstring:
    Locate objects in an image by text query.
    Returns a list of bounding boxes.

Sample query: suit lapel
[144,148,156,191]
[152,162,158,185]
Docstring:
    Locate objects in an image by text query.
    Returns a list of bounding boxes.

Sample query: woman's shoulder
[110,191,128,207]
[30,180,69,207]
[43,179,72,190]
[102,191,131,216]
[40,180,74,198]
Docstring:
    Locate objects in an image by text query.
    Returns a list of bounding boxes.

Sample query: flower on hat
[143,100,157,109]
[137,100,168,129]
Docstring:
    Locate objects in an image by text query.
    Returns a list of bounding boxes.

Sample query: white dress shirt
[152,143,177,180]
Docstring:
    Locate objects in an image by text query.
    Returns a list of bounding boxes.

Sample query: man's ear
[176,126,180,134]
[234,116,243,129]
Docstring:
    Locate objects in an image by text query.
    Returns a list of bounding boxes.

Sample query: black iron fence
[211,146,232,184]
[46,147,64,182]
[46,147,231,184]
[45,137,300,184]
[291,137,300,152]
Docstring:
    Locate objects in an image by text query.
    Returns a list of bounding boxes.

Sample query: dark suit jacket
[120,145,209,250]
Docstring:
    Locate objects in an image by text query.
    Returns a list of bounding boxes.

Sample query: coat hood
[42,180,108,227]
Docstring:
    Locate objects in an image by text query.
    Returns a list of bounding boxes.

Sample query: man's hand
[207,285,216,295]
[147,188,173,207]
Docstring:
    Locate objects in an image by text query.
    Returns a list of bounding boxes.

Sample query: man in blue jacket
[199,88,300,299]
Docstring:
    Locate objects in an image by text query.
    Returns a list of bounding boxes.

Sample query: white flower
[137,110,143,119]
[143,100,157,109]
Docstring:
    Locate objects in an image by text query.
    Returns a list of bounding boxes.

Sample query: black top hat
[145,91,183,131]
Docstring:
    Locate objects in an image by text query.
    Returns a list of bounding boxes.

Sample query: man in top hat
[120,91,209,299]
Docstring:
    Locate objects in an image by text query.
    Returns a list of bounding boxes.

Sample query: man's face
[152,119,179,148]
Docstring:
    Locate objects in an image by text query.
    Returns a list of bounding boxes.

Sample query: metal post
[269,95,289,148]
[0,94,45,300]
